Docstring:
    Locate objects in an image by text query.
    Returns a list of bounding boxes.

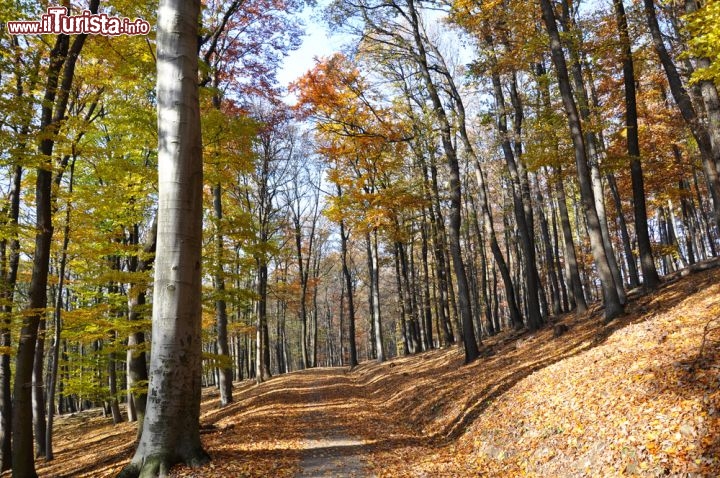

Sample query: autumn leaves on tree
[0,0,719,476]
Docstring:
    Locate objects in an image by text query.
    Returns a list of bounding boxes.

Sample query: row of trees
[0,0,718,475]
[290,0,720,365]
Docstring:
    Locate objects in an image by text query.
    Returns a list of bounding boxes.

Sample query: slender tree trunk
[540,0,624,321]
[338,278,345,366]
[293,213,310,369]
[420,217,435,348]
[12,5,97,472]
[590,163,626,302]
[469,197,496,335]
[365,235,377,360]
[339,213,358,367]
[370,230,385,362]
[606,173,640,287]
[107,347,122,424]
[2,34,37,470]
[255,262,272,383]
[476,167,524,327]
[0,163,22,472]
[398,241,419,353]
[404,0,478,360]
[310,246,321,367]
[32,321,47,458]
[488,65,542,330]
[611,0,661,288]
[679,179,698,264]
[45,157,76,460]
[427,162,454,345]
[0,300,10,472]
[394,245,410,355]
[559,0,626,304]
[532,179,562,315]
[555,169,588,313]
[548,185,569,311]
[126,219,156,438]
[213,184,232,403]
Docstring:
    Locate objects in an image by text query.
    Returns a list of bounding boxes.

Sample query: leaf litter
[16,265,720,477]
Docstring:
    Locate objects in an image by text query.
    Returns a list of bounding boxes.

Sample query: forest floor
[18,261,720,477]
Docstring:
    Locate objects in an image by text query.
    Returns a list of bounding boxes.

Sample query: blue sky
[277,2,345,91]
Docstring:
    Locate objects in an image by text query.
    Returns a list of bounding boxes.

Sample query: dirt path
[297,426,372,477]
[296,383,374,477]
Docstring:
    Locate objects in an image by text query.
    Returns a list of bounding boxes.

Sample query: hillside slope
[25,265,720,477]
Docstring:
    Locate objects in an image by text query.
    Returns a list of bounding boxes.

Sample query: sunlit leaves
[685,0,720,84]
[293,53,421,239]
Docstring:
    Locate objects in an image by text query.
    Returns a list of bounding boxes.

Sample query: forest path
[295,373,375,477]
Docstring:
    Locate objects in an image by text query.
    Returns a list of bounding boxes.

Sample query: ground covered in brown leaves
[16,265,720,477]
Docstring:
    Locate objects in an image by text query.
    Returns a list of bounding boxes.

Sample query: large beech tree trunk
[119,0,209,474]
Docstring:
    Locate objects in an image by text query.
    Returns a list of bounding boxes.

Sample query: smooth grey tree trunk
[558,3,627,305]
[590,162,626,303]
[685,0,720,174]
[606,173,640,287]
[428,165,455,345]
[419,217,436,347]
[532,178,562,315]
[394,244,410,355]
[422,26,520,333]
[119,0,209,474]
[469,196,496,334]
[534,61,587,313]
[398,240,420,352]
